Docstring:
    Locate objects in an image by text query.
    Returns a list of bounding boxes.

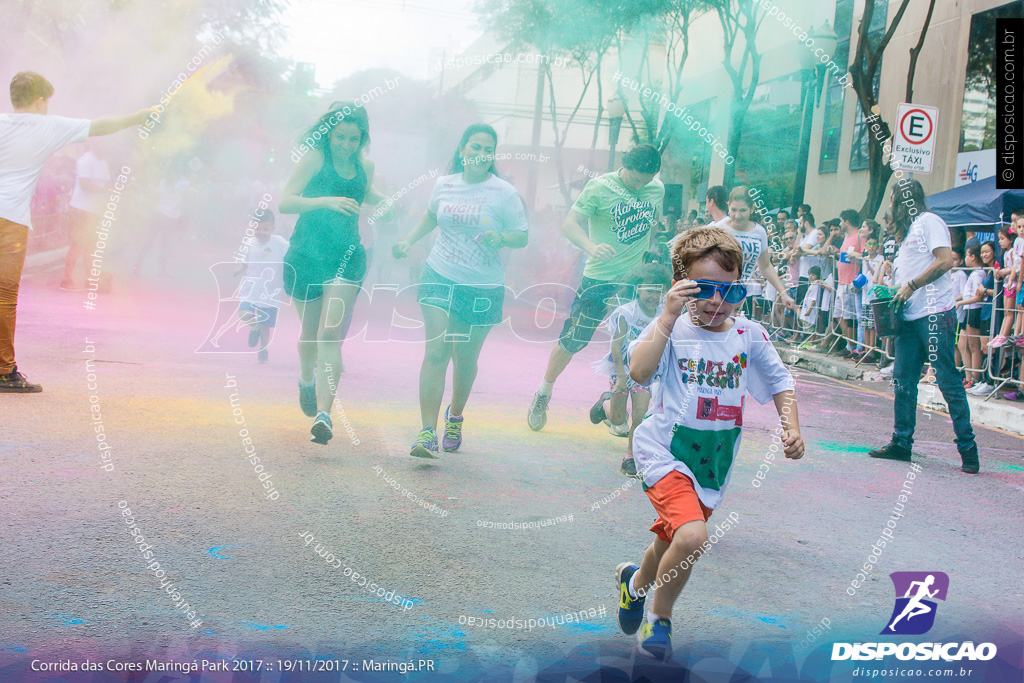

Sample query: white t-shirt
[722,221,769,287]
[962,269,985,311]
[239,235,289,306]
[800,282,820,325]
[629,315,794,509]
[69,151,111,213]
[951,270,968,323]
[798,229,821,278]
[592,299,662,378]
[821,273,834,312]
[860,254,884,304]
[426,173,528,287]
[893,212,956,321]
[0,113,91,227]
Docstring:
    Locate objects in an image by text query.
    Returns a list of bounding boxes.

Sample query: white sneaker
[969,382,993,396]
[609,422,630,437]
[879,365,894,377]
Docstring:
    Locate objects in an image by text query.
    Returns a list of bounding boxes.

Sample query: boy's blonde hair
[669,226,743,281]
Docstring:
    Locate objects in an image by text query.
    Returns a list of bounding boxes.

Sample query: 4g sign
[892,103,938,174]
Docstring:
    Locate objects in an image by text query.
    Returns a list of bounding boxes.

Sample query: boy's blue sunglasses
[692,280,747,303]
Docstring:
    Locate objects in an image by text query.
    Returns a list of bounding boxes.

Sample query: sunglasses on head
[692,280,747,303]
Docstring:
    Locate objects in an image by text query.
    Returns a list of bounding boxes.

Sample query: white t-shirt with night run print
[592,299,664,378]
[426,173,529,287]
[709,217,770,287]
[628,314,794,509]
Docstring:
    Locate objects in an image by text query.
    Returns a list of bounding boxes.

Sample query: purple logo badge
[881,571,949,635]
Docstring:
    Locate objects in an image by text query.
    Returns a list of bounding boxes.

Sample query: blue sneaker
[310,411,332,445]
[298,379,317,417]
[615,562,645,635]
[637,618,672,661]
[410,427,439,459]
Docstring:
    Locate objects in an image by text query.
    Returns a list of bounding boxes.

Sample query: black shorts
[965,308,982,330]
[283,242,367,302]
[417,264,505,327]
[558,277,628,354]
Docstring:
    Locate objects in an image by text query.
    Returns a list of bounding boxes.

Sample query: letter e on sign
[893,102,938,174]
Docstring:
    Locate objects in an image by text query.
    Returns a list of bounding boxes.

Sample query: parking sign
[892,103,938,174]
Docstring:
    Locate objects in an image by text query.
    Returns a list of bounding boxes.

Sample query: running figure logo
[881,571,949,635]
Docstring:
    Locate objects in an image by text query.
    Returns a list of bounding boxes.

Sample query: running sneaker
[257,349,269,363]
[590,391,612,425]
[298,379,317,417]
[442,406,464,452]
[410,427,440,459]
[609,422,629,437]
[1016,337,1024,348]
[1002,391,1023,401]
[527,391,550,431]
[310,411,333,445]
[0,365,43,393]
[614,562,646,635]
[637,618,673,661]
[987,335,1008,348]
[968,382,993,396]
[620,457,638,477]
[248,326,260,347]
[963,380,975,390]
[879,365,894,378]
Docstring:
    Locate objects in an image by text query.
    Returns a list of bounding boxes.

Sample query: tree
[615,0,707,153]
[474,0,636,206]
[848,0,936,220]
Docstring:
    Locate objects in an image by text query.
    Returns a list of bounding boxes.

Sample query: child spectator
[858,236,884,362]
[234,210,288,363]
[614,226,802,661]
[989,226,1018,349]
[956,243,987,392]
[798,265,822,340]
[590,262,672,477]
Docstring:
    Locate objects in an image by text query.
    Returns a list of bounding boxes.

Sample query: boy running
[527,144,664,430]
[613,226,804,661]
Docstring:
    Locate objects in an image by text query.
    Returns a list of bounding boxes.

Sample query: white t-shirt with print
[799,282,820,325]
[629,315,794,509]
[69,151,111,213]
[722,221,769,287]
[893,212,956,321]
[592,299,662,378]
[962,269,985,311]
[426,173,528,287]
[239,234,289,306]
[0,113,91,227]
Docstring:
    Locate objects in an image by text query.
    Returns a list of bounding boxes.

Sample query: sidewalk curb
[774,343,1024,438]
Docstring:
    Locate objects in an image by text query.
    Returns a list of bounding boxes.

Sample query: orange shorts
[646,470,713,544]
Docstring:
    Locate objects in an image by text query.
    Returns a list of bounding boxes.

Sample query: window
[848,0,888,171]
[960,2,1024,152]
[818,0,853,174]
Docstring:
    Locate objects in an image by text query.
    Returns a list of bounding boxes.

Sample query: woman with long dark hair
[392,124,529,458]
[279,103,388,444]
[867,179,979,473]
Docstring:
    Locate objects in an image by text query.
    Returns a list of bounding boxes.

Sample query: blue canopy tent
[925,176,1024,248]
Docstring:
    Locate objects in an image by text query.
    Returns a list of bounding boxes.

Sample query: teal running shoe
[615,562,645,635]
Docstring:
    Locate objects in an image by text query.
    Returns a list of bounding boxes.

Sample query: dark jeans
[892,309,976,454]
